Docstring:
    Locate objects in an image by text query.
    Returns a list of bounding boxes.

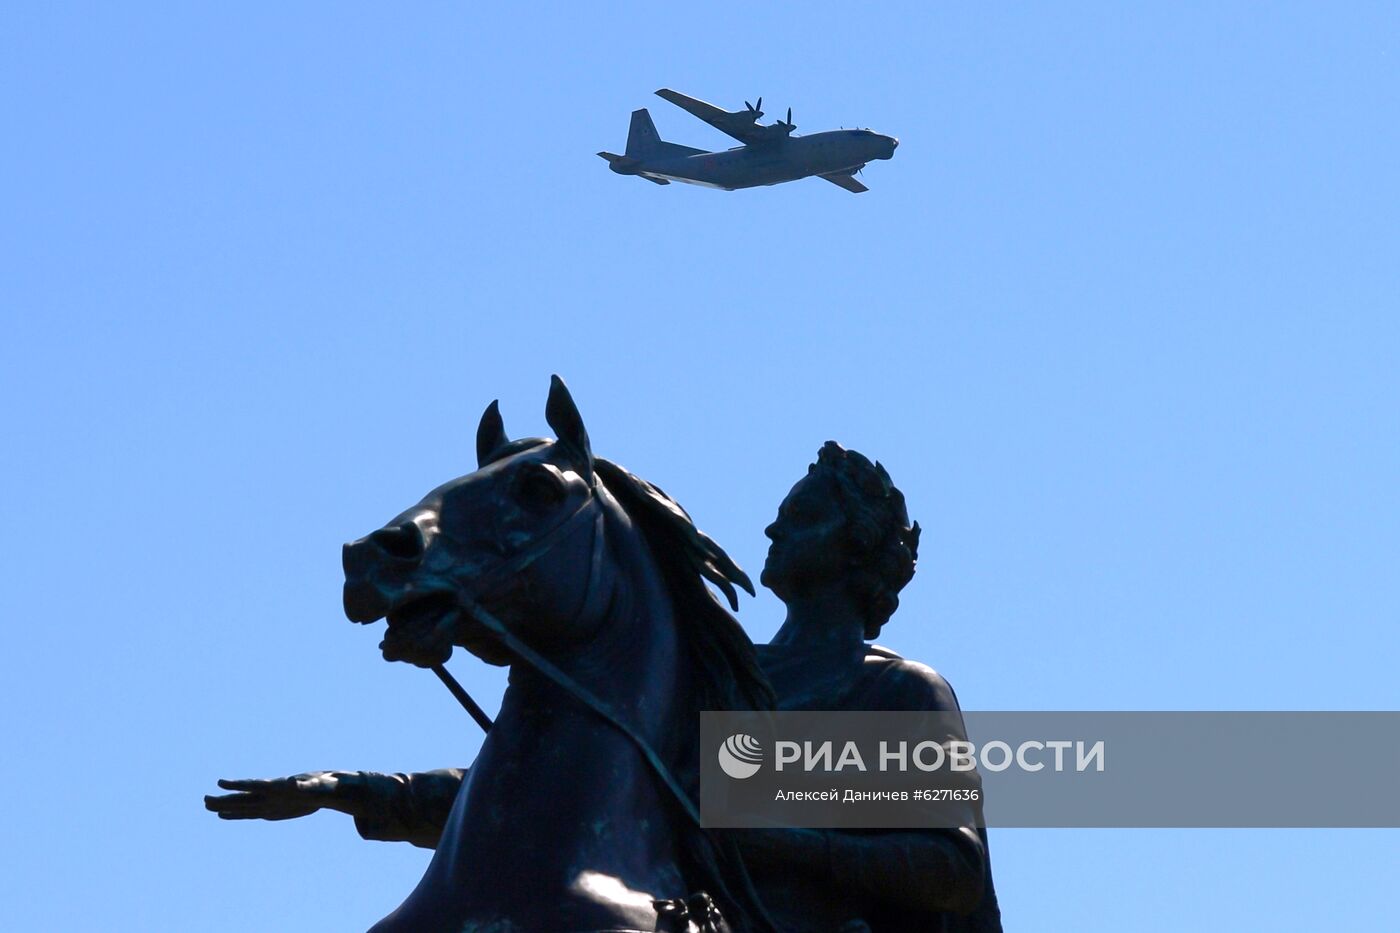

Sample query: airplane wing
[819,171,869,194]
[655,88,791,145]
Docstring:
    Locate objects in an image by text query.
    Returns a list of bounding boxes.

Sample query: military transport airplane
[598,89,898,193]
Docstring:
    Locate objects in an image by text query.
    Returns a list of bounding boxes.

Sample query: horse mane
[594,458,780,932]
[593,457,775,713]
[479,438,775,713]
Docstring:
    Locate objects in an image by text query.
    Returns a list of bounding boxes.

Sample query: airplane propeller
[772,106,797,133]
[744,97,763,118]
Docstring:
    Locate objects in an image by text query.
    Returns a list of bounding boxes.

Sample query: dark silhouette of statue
[211,379,776,932]
[207,400,1000,930]
[743,442,1002,932]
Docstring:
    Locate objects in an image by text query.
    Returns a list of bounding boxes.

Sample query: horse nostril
[369,523,425,560]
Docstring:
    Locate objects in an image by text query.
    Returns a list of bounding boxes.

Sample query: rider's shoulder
[863,644,962,712]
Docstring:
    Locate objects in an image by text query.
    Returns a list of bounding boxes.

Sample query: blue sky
[2,3,1396,929]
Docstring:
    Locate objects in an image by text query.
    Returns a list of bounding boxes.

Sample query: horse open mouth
[381,591,459,664]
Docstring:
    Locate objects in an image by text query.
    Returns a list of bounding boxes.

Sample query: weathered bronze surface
[206,380,1000,932]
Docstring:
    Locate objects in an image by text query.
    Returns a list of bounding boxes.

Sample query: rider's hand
[204,772,350,821]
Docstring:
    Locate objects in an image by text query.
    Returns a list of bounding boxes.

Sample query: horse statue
[215,377,777,933]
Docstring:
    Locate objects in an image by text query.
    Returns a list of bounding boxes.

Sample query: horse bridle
[429,476,704,823]
[428,482,602,731]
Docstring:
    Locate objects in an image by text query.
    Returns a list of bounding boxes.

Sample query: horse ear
[545,375,594,485]
[476,399,508,467]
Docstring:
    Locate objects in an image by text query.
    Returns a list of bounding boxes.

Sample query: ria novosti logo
[717,733,763,779]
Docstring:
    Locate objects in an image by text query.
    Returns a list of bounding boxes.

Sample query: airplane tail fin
[625,109,663,158]
[621,108,707,162]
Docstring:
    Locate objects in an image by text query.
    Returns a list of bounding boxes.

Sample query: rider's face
[761,473,847,598]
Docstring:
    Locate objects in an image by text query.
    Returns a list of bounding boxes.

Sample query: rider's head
[762,442,920,639]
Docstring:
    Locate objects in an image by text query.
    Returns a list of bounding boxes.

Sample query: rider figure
[741,442,1001,932]
[207,442,1001,931]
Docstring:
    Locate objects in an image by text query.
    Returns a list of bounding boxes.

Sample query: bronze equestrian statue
[208,382,999,931]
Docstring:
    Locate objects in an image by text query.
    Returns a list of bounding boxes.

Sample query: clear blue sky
[3,3,1396,929]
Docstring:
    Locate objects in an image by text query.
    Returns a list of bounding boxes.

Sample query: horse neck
[383,518,697,931]
[504,506,688,752]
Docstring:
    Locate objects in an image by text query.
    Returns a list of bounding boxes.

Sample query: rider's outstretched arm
[345,768,467,849]
[205,768,468,850]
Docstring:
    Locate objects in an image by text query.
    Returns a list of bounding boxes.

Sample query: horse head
[340,376,777,932]
[342,376,614,669]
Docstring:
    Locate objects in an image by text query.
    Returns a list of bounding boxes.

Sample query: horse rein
[429,483,603,731]
[432,480,703,821]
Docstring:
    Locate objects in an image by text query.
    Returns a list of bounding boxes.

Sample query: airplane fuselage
[612,130,897,190]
